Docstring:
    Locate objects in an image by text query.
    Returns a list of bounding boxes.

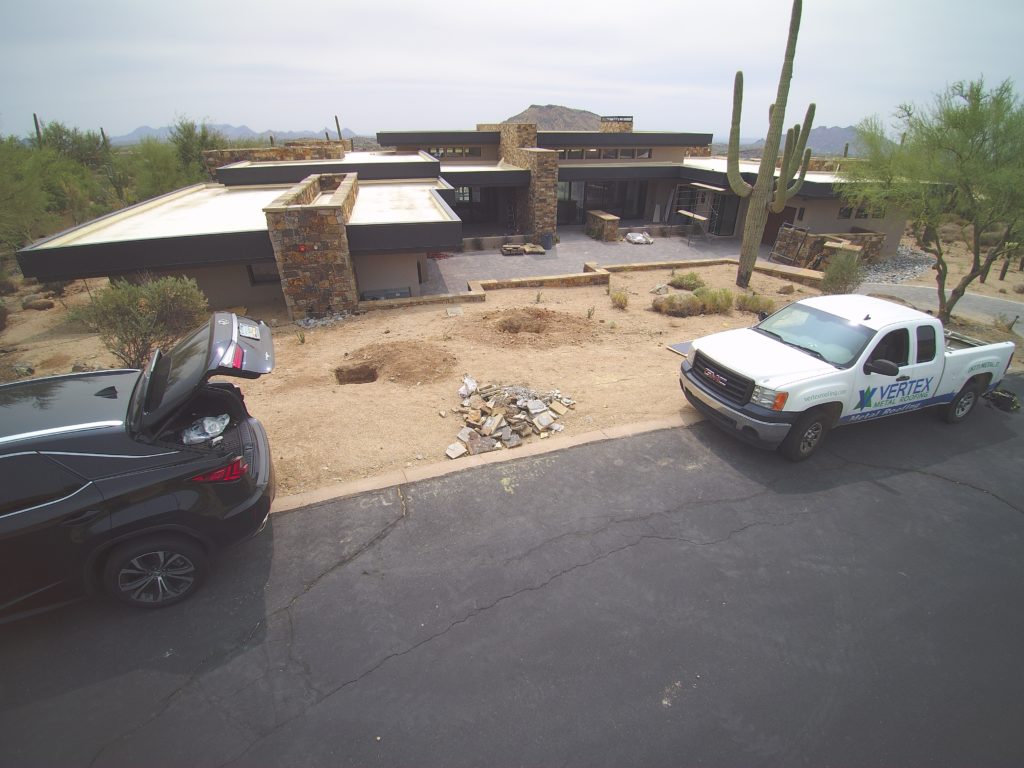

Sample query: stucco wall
[351,252,426,299]
[147,263,285,309]
[792,196,905,257]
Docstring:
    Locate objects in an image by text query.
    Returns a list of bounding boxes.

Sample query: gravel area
[861,243,935,284]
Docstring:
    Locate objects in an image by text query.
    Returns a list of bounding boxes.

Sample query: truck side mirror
[863,359,900,376]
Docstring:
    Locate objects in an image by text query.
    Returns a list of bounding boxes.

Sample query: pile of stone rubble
[445,377,575,459]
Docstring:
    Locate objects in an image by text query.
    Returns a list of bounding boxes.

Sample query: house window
[557,181,571,201]
[567,148,584,159]
[467,146,482,157]
[619,148,635,159]
[635,148,651,159]
[600,148,618,159]
[871,206,886,218]
[456,186,471,203]
[855,207,869,219]
[838,206,853,219]
[557,149,568,159]
[248,262,280,285]
[584,148,600,160]
[797,207,805,221]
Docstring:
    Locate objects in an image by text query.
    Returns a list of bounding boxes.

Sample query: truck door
[847,324,945,422]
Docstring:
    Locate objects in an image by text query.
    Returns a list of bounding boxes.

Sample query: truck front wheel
[943,382,983,424]
[779,408,833,461]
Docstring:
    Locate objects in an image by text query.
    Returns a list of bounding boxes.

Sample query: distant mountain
[504,105,601,130]
[109,123,359,146]
[805,125,858,156]
[710,126,859,158]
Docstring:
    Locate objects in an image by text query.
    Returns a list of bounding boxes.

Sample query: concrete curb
[271,411,703,514]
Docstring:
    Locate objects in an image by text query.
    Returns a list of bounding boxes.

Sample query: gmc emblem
[702,367,728,387]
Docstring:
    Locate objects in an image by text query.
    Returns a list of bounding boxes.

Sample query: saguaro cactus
[727,0,815,288]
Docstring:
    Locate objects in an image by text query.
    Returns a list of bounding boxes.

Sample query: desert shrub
[669,271,705,291]
[0,300,7,332]
[693,287,733,313]
[610,289,629,310]
[72,276,209,368]
[1014,284,1024,294]
[0,270,16,295]
[821,253,865,295]
[652,293,704,317]
[43,280,70,297]
[735,293,774,314]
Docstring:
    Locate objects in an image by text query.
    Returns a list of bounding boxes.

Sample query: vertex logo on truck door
[848,377,935,422]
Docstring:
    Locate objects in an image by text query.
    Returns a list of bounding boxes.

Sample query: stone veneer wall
[497,123,557,240]
[263,173,360,319]
[684,145,712,157]
[203,143,347,176]
[772,228,886,267]
[599,117,634,133]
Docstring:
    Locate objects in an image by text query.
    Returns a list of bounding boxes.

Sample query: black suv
[0,313,275,620]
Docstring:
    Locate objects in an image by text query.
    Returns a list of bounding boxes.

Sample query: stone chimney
[599,116,634,133]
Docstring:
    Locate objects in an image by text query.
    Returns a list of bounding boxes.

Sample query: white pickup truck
[678,294,1015,460]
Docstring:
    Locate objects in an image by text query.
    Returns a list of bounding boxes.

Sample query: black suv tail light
[189,457,249,483]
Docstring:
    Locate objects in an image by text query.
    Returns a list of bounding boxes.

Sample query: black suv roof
[0,370,140,449]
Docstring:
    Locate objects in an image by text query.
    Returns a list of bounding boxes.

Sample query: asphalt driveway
[1,378,1022,767]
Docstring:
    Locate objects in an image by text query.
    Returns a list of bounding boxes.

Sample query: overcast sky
[2,0,1022,142]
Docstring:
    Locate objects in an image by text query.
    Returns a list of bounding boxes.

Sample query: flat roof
[684,156,840,185]
[31,184,289,249]
[439,161,524,174]
[348,180,457,225]
[223,151,435,169]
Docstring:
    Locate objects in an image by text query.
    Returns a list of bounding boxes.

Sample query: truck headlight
[751,385,789,411]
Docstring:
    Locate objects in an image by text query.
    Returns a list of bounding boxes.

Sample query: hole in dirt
[334,363,379,384]
[496,311,549,334]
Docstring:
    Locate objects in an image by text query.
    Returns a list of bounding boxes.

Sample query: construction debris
[445,378,576,459]
[625,231,654,245]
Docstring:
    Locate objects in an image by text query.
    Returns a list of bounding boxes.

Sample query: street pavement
[860,282,1024,336]
[2,377,1022,767]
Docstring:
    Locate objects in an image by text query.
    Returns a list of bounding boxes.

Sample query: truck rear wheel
[779,408,832,462]
[943,382,983,424]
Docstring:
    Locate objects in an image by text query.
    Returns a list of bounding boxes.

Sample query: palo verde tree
[839,78,1024,323]
[727,0,815,288]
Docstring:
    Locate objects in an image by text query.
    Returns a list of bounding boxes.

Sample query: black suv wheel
[103,536,209,608]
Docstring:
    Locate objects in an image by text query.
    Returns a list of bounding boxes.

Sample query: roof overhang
[377,130,501,147]
[215,152,440,186]
[538,132,712,147]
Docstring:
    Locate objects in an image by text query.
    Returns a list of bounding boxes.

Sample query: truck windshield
[755,303,875,368]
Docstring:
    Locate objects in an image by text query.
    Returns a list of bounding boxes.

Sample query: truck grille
[691,351,754,406]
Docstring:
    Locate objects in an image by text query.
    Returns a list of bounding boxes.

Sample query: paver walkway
[422,228,771,294]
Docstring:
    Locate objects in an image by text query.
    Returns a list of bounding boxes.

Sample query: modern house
[17,116,903,319]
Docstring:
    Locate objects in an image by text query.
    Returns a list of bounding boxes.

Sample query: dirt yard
[1,267,814,495]
[2,261,1020,497]
[905,236,1024,302]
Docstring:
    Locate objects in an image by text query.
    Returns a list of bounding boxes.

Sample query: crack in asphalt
[216,505,814,767]
[828,449,1023,515]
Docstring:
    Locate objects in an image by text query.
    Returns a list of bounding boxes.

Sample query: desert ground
[2,251,1020,497]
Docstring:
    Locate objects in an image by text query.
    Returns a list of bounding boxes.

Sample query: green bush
[652,293,704,317]
[735,293,775,314]
[610,289,629,310]
[821,253,864,295]
[72,276,209,368]
[694,287,734,313]
[668,271,705,291]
